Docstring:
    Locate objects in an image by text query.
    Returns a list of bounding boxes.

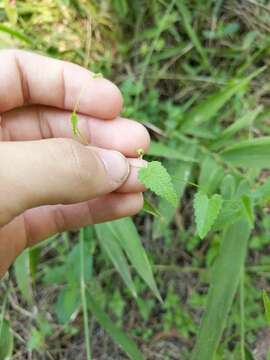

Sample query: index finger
[0,49,123,119]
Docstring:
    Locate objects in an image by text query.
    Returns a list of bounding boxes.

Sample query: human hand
[0,50,150,277]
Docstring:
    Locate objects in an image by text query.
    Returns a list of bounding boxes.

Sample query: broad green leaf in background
[87,291,144,360]
[212,106,263,151]
[253,177,270,204]
[222,106,262,138]
[148,141,197,162]
[54,285,80,324]
[221,137,270,168]
[95,224,137,298]
[199,156,224,195]
[262,290,270,325]
[194,192,223,239]
[14,249,33,305]
[0,319,14,360]
[192,218,251,360]
[181,68,264,132]
[139,161,178,207]
[220,174,236,200]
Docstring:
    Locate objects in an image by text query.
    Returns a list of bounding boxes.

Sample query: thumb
[0,138,129,226]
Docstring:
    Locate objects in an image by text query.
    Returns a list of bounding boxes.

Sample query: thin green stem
[80,229,92,360]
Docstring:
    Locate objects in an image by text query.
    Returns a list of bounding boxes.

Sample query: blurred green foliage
[1,0,270,359]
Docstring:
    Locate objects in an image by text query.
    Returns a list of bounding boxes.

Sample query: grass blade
[176,1,210,68]
[0,24,34,45]
[87,291,145,360]
[222,106,263,138]
[181,68,265,132]
[95,223,137,298]
[192,218,251,360]
[106,218,161,302]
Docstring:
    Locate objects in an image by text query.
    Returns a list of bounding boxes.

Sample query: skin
[0,50,150,278]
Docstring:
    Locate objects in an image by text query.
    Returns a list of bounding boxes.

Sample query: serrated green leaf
[262,290,270,325]
[139,161,177,207]
[194,192,223,239]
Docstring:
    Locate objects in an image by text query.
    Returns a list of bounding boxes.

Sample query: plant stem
[80,228,92,360]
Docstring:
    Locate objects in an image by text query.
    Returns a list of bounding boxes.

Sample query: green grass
[1,0,270,359]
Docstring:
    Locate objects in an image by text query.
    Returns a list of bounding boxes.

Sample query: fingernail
[98,149,129,183]
[129,158,148,169]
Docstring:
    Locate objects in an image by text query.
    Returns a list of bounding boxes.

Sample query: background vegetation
[1,0,270,359]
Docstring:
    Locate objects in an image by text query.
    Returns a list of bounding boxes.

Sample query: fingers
[118,158,147,193]
[0,193,143,278]
[0,139,131,227]
[0,106,150,157]
[0,50,122,118]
